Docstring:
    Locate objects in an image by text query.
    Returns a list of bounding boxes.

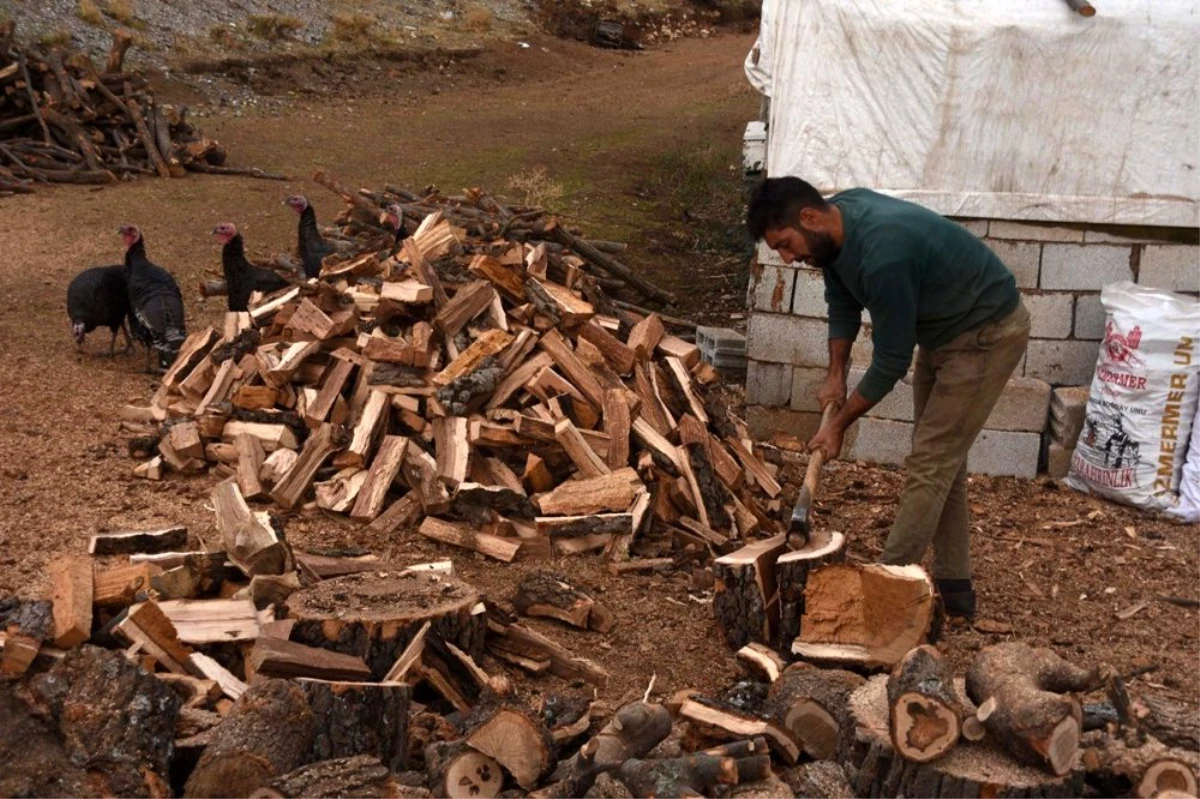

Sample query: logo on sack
[1097,321,1147,393]
[1073,413,1140,488]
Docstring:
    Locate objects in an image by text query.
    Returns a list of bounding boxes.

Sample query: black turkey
[66,265,132,356]
[120,223,187,372]
[382,203,406,250]
[285,194,336,279]
[213,222,291,312]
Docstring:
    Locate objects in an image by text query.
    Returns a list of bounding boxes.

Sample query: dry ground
[0,31,1195,714]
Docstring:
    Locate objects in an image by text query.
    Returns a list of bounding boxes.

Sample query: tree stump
[779,761,854,799]
[1081,729,1200,799]
[763,662,864,761]
[713,534,788,650]
[425,741,503,799]
[299,680,411,772]
[251,755,430,799]
[839,676,1083,798]
[966,643,1102,776]
[887,645,963,763]
[284,570,485,679]
[183,678,316,798]
[774,530,845,650]
[0,682,104,798]
[29,645,181,797]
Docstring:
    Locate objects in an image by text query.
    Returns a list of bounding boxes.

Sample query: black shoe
[935,578,976,621]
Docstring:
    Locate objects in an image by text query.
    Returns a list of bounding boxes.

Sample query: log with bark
[887,645,964,763]
[251,755,425,799]
[763,662,865,762]
[299,679,411,772]
[1081,729,1200,799]
[712,534,787,650]
[513,571,615,633]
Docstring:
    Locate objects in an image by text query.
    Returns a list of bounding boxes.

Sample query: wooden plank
[49,557,92,648]
[349,435,409,521]
[554,418,610,478]
[418,517,520,563]
[88,526,188,556]
[432,329,513,387]
[159,599,263,644]
[248,636,372,682]
[601,388,631,470]
[538,329,604,409]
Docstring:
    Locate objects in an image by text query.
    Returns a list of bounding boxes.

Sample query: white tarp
[751,0,1200,227]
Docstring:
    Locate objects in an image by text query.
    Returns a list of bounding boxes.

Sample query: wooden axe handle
[802,403,839,498]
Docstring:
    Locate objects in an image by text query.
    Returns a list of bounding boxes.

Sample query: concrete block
[756,241,785,268]
[748,263,796,314]
[1023,292,1073,339]
[1024,340,1099,386]
[985,377,1051,432]
[952,218,989,237]
[845,418,1040,478]
[743,121,766,172]
[745,361,793,407]
[989,220,1085,242]
[1040,244,1133,290]
[745,406,845,447]
[986,240,1040,289]
[790,269,829,318]
[746,314,873,367]
[1073,294,1107,340]
[696,326,745,355]
[1138,245,1200,292]
[1049,386,1089,445]
[1044,440,1074,479]
[790,366,914,421]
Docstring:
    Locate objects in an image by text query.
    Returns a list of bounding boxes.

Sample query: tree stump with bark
[965,643,1102,776]
[887,645,964,763]
[763,661,864,761]
[183,678,316,798]
[774,530,845,650]
[299,679,411,772]
[838,675,1083,797]
[284,570,485,679]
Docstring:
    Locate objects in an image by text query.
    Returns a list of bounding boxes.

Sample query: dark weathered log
[779,761,854,799]
[965,643,1102,776]
[614,753,774,798]
[184,678,316,798]
[554,702,673,797]
[887,645,963,763]
[185,162,290,180]
[543,220,676,305]
[1131,693,1200,752]
[1081,729,1199,799]
[713,534,787,650]
[299,680,411,772]
[251,755,420,799]
[764,662,864,761]
[513,570,615,633]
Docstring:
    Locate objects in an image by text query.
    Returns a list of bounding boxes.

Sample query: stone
[746,361,793,407]
[1024,340,1100,385]
[1045,440,1074,479]
[1040,244,1133,291]
[1023,292,1073,339]
[845,418,1040,478]
[987,240,1041,289]
[1138,245,1200,293]
[1073,293,1107,340]
[747,264,796,314]
[988,220,1085,242]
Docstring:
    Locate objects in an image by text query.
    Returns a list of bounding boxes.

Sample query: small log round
[184,678,315,798]
[887,645,963,763]
[425,741,503,799]
[838,676,1083,798]
[764,662,864,761]
[285,570,485,679]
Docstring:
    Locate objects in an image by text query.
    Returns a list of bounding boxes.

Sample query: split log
[775,529,845,650]
[887,645,963,763]
[426,741,503,799]
[965,642,1103,776]
[712,534,787,650]
[187,651,248,701]
[736,642,786,683]
[184,678,316,798]
[285,570,486,679]
[465,707,552,789]
[48,556,92,648]
[272,423,342,508]
[838,675,1083,798]
[792,562,934,671]
[114,600,193,673]
[251,755,415,799]
[513,571,615,632]
[212,479,292,576]
[249,637,373,682]
[88,525,188,555]
[94,562,162,608]
[298,680,411,772]
[679,697,801,764]
[763,662,864,761]
[1081,730,1200,799]
[535,469,637,516]
[158,597,263,644]
[418,517,521,563]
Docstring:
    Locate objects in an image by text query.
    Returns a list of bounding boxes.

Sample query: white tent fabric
[753,0,1200,227]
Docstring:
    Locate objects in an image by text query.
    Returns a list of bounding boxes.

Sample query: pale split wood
[349,435,409,521]
[418,517,520,562]
[49,556,93,648]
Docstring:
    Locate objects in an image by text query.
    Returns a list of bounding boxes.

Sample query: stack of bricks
[743,222,1199,478]
[695,326,747,378]
[1045,387,1090,479]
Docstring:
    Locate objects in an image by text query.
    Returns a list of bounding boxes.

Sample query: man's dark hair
[746,177,828,240]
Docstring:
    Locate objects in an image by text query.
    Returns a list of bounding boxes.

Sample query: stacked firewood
[122,173,787,565]
[0,23,269,196]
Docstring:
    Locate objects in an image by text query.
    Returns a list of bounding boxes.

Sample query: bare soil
[0,30,1196,720]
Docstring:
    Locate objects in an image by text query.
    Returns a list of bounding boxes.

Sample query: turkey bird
[212,222,291,312]
[285,194,336,279]
[382,203,406,249]
[66,265,132,356]
[120,223,187,372]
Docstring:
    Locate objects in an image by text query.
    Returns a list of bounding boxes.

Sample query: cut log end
[891,691,961,763]
[786,700,839,761]
[1045,715,1081,777]
[1139,760,1200,799]
[442,749,503,799]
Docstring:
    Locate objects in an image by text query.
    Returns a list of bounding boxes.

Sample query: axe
[788,402,838,549]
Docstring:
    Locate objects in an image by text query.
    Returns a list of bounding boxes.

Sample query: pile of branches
[0,22,278,196]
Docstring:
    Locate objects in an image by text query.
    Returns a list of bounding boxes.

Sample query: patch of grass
[329,12,375,43]
[208,24,243,49]
[248,13,304,41]
[506,166,564,209]
[462,4,494,32]
[38,29,73,48]
[644,142,751,255]
[77,0,103,26]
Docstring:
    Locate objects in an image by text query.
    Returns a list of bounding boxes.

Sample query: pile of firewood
[121,172,786,566]
[0,22,273,196]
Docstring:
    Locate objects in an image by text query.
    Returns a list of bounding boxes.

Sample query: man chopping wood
[747,177,1030,620]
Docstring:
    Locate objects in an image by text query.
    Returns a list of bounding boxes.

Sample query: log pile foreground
[0,22,278,196]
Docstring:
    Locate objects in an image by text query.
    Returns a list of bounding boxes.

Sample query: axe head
[787,485,812,549]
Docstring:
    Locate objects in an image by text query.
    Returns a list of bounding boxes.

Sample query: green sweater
[825,189,1019,403]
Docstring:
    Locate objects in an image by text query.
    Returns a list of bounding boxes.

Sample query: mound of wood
[0,22,272,196]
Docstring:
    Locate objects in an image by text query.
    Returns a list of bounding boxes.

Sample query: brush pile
[0,22,274,196]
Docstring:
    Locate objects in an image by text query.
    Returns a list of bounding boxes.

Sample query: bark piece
[184,678,316,798]
[887,645,963,763]
[737,642,786,683]
[252,755,422,799]
[713,534,788,650]
[1132,693,1200,752]
[514,571,615,632]
[285,570,486,679]
[88,525,188,555]
[299,679,411,771]
[487,616,608,686]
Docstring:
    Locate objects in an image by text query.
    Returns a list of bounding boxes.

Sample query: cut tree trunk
[838,675,1084,798]
[465,707,552,790]
[887,645,964,763]
[250,755,408,799]
[285,570,485,679]
[712,534,787,650]
[763,662,865,761]
[775,529,845,649]
[965,642,1102,777]
[426,741,503,799]
[298,679,411,772]
[183,678,316,798]
[1081,729,1200,799]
